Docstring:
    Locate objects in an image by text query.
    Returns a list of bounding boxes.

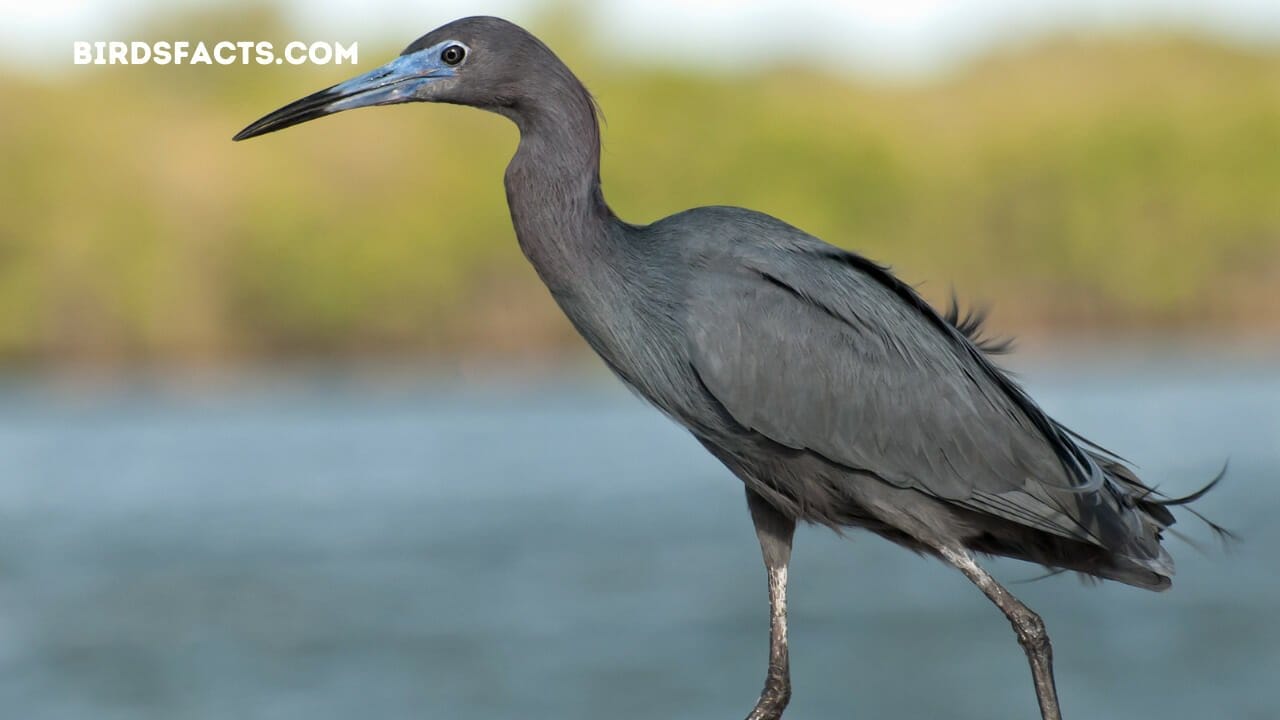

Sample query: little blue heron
[235,16,1223,720]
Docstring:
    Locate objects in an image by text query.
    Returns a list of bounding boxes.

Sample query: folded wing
[684,235,1165,570]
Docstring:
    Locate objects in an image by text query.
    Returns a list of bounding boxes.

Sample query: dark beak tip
[232,123,262,142]
[231,76,389,144]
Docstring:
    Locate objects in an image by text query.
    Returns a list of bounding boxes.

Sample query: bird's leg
[937,545,1062,720]
[744,489,796,720]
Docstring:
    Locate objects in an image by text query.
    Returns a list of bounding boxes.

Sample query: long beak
[233,50,453,141]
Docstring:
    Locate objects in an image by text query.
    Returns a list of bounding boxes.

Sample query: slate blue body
[546,203,1176,588]
[235,16,1221,720]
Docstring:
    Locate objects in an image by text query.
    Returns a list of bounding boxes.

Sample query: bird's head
[234,16,555,141]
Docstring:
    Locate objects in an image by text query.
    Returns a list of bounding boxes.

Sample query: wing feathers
[686,238,1134,550]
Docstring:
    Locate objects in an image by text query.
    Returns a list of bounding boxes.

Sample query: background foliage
[2,6,1277,367]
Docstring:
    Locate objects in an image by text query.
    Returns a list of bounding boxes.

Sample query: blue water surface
[0,356,1276,720]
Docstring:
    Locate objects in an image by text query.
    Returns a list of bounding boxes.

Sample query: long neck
[501,69,616,297]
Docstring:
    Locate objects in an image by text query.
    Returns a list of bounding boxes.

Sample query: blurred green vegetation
[1,6,1278,367]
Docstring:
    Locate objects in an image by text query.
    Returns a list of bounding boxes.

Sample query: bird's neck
[502,77,617,297]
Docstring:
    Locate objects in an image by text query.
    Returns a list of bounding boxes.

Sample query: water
[0,359,1276,720]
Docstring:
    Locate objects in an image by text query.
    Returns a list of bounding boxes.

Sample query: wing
[685,234,1138,550]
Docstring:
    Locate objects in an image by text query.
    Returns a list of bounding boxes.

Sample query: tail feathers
[1100,457,1236,542]
[1084,454,1233,589]
[1090,555,1174,591]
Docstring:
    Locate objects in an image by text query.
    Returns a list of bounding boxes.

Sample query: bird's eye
[441,44,466,66]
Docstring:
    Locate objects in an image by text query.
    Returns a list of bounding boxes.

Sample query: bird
[234,16,1224,720]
